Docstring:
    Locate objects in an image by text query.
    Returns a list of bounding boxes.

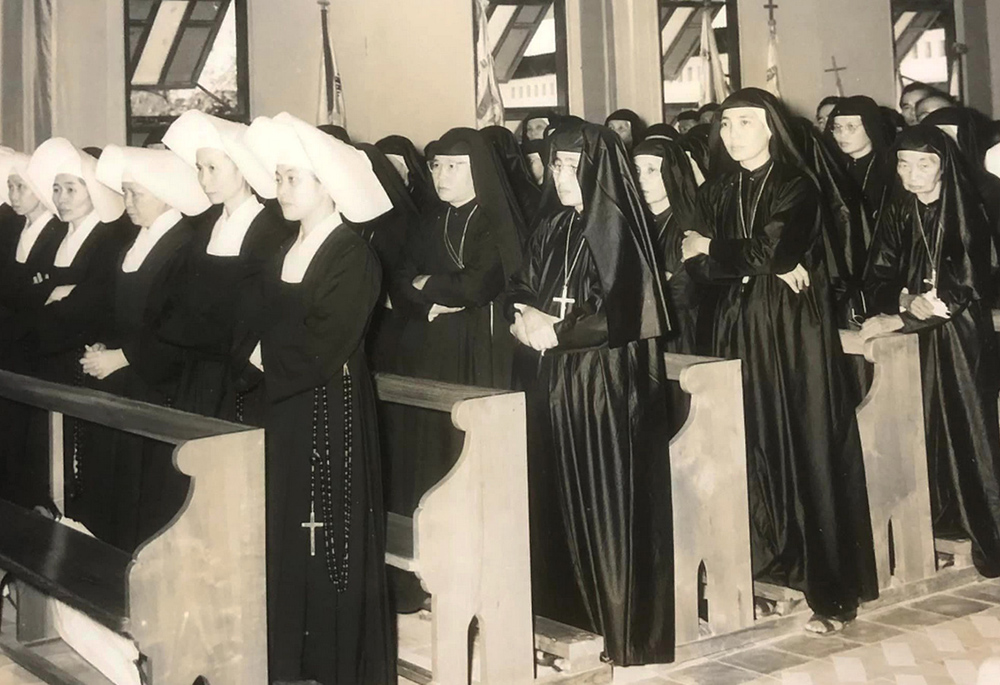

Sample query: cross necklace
[553,215,587,320]
[443,204,478,269]
[913,197,942,290]
[737,163,773,285]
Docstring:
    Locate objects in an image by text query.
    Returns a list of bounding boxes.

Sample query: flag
[317,0,347,128]
[765,17,781,97]
[473,0,505,128]
[699,7,731,107]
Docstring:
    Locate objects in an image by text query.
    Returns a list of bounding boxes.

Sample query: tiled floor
[613,579,1000,685]
[6,581,1000,685]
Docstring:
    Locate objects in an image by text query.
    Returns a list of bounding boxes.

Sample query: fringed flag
[317,0,347,128]
[699,6,731,107]
[474,0,505,128]
[765,16,781,97]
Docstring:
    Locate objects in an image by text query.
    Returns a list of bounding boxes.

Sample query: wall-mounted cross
[824,55,847,97]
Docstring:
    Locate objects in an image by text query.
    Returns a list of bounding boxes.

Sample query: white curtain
[0,0,54,151]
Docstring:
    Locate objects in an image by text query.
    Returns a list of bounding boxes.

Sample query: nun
[826,95,894,221]
[506,120,673,665]
[159,110,291,425]
[863,125,1000,577]
[632,136,704,354]
[21,138,133,513]
[604,108,647,150]
[681,89,878,633]
[374,135,439,215]
[70,145,209,550]
[242,112,395,685]
[0,149,67,507]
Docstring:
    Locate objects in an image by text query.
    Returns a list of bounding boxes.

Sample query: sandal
[804,613,848,635]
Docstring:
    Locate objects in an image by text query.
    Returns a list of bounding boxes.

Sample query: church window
[124,0,250,145]
[659,0,741,123]
[892,0,960,100]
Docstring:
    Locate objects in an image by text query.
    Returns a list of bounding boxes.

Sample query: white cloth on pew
[52,517,140,685]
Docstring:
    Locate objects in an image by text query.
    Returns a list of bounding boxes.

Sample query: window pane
[191,1,224,21]
[129,0,157,21]
[165,26,212,84]
[660,0,738,121]
[892,2,955,97]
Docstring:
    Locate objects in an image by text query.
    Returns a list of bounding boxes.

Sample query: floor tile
[771,633,861,659]
[952,582,1000,605]
[720,647,811,675]
[839,620,906,644]
[910,594,991,618]
[866,606,952,630]
[670,660,762,685]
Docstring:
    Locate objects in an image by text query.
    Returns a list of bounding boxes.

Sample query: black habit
[156,201,289,425]
[864,125,1000,576]
[259,225,395,685]
[508,122,673,665]
[84,216,196,551]
[691,89,878,619]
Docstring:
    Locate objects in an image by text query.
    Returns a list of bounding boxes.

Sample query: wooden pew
[376,374,535,685]
[839,331,935,589]
[0,370,266,685]
[664,354,754,645]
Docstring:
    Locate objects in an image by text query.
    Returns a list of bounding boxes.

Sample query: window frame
[486,0,570,120]
[123,0,251,145]
[657,0,742,112]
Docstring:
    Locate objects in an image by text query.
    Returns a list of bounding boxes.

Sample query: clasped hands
[80,343,129,380]
[510,303,560,352]
[899,287,949,321]
[412,274,464,322]
[681,230,810,294]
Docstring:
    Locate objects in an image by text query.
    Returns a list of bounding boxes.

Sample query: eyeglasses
[832,122,865,135]
[427,160,471,175]
[548,161,579,176]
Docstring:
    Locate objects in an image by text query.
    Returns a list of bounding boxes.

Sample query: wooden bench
[664,353,754,645]
[376,373,535,685]
[0,370,266,685]
[840,331,935,589]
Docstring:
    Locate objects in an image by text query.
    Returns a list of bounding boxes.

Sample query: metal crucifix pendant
[552,284,575,321]
[301,502,324,557]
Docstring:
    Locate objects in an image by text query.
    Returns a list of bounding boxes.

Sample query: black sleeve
[863,204,909,316]
[417,217,506,308]
[705,176,819,278]
[122,250,188,386]
[551,251,608,350]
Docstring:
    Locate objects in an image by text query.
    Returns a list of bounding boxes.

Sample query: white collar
[281,212,342,284]
[206,195,264,256]
[15,211,54,264]
[54,210,101,268]
[121,208,182,273]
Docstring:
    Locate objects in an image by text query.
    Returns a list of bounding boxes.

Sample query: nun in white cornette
[158,110,290,425]
[242,112,395,685]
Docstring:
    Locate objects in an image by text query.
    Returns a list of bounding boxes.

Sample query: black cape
[257,225,395,684]
[507,120,673,665]
[692,88,879,618]
[864,125,1000,576]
